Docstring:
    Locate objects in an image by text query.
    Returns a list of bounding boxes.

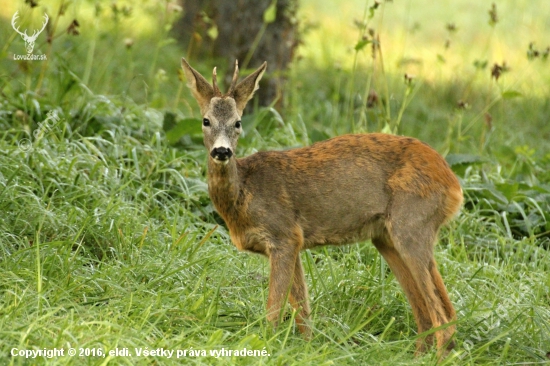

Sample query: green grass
[1,0,550,365]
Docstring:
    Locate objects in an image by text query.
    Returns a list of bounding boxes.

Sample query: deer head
[181,58,267,164]
[11,11,49,54]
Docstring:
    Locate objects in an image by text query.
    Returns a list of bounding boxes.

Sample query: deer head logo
[11,11,49,54]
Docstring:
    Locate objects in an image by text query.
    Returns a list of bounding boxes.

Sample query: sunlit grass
[299,0,550,97]
[1,0,165,38]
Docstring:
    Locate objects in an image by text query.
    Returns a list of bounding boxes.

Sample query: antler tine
[30,13,48,39]
[212,67,222,96]
[226,60,240,96]
[39,13,49,33]
[11,11,27,37]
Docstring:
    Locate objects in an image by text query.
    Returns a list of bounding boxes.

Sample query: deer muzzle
[210,147,233,162]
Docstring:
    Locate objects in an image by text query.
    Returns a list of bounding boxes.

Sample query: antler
[11,11,28,38]
[226,60,240,96]
[29,13,49,40]
[11,11,48,41]
[210,60,240,97]
[212,67,222,97]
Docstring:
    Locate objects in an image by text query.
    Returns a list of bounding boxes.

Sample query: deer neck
[207,157,241,217]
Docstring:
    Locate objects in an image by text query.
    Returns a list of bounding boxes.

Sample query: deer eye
[202,118,210,127]
[235,121,242,129]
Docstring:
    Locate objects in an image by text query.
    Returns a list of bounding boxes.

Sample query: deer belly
[300,209,386,248]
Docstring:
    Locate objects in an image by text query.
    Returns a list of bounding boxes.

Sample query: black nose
[210,147,233,161]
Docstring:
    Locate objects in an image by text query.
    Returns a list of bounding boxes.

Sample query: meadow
[0,0,549,364]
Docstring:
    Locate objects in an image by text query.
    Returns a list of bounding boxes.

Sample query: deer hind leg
[385,194,456,355]
[289,254,311,338]
[430,257,456,324]
[372,237,434,352]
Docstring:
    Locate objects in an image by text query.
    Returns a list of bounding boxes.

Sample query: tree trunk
[174,0,299,108]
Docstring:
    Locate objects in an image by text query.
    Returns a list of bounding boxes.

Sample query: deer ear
[232,62,267,112]
[181,58,214,113]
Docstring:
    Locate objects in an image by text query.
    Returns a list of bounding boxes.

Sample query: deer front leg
[289,255,311,338]
[266,243,299,331]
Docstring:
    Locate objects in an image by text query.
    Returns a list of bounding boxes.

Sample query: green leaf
[381,123,393,134]
[473,59,488,70]
[501,90,522,99]
[263,0,277,24]
[162,111,177,131]
[309,128,330,143]
[165,118,202,144]
[207,25,218,40]
[445,153,484,166]
[368,1,380,19]
[354,39,370,51]
[495,182,519,201]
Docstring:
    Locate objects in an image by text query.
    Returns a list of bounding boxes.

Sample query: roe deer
[181,58,463,355]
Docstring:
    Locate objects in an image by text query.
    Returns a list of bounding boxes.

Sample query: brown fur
[181,58,463,356]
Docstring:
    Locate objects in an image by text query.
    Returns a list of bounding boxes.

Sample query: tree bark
[174,0,299,108]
